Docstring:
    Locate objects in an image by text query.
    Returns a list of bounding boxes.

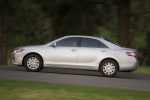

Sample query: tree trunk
[0,0,9,65]
[117,0,131,47]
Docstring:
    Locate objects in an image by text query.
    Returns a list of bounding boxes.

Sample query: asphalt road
[0,65,150,91]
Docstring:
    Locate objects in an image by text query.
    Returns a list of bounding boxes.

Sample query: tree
[36,0,107,39]
[117,0,131,47]
[0,0,9,65]
[10,0,52,45]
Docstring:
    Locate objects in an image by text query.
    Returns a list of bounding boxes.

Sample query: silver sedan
[11,35,139,77]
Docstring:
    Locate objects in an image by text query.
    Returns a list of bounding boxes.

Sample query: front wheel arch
[23,53,43,72]
[22,52,43,67]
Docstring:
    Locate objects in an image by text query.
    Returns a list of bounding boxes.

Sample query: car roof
[65,35,101,38]
[46,35,123,49]
[64,35,123,49]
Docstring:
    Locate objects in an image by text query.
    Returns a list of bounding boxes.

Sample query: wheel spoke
[27,57,40,70]
[102,62,116,76]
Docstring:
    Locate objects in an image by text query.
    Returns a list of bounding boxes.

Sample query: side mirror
[51,42,57,47]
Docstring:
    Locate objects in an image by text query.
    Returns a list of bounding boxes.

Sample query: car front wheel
[24,54,43,72]
[100,60,118,77]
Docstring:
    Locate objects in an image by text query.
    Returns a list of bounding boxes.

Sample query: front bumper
[10,53,24,65]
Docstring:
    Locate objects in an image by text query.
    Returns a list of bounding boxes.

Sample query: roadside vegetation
[0,79,150,100]
[134,66,150,74]
[1,0,150,67]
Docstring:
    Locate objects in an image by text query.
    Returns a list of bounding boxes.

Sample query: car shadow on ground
[1,65,150,80]
[41,67,150,80]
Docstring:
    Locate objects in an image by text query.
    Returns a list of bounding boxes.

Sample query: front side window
[81,38,107,48]
[57,37,79,47]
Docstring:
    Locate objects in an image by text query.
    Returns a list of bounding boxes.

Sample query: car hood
[14,45,44,50]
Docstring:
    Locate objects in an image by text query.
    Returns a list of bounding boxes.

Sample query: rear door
[77,37,109,70]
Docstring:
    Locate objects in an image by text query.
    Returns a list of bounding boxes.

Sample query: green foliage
[98,27,117,42]
[138,31,150,66]
[36,0,113,39]
[10,0,52,45]
[1,0,150,65]
[130,0,150,48]
[130,0,150,65]
[135,66,150,74]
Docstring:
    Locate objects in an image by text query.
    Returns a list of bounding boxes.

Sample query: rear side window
[81,38,107,48]
[57,37,80,47]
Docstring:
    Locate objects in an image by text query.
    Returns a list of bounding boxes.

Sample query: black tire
[24,54,43,72]
[100,60,118,77]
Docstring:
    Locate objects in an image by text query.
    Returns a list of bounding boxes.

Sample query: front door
[45,37,80,68]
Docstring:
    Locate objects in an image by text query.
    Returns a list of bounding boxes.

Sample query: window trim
[56,37,81,47]
[80,37,108,48]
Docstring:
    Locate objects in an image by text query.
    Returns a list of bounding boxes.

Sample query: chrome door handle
[101,51,107,53]
[71,49,77,52]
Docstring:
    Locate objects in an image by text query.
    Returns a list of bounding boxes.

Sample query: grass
[134,66,150,74]
[0,79,150,100]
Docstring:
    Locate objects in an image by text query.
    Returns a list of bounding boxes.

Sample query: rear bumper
[119,60,139,72]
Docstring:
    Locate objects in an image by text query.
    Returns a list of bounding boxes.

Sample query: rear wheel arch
[99,58,120,70]
[99,58,120,77]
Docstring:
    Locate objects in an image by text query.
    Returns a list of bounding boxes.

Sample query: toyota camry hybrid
[11,35,139,77]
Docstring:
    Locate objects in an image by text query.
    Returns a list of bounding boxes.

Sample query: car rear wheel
[100,60,118,77]
[24,54,43,72]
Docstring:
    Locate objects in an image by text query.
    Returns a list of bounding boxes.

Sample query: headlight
[12,48,25,54]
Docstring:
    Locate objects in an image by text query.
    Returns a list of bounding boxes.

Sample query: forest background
[0,0,150,66]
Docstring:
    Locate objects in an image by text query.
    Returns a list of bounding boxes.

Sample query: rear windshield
[102,38,124,48]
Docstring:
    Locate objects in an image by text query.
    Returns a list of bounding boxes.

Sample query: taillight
[126,52,136,57]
